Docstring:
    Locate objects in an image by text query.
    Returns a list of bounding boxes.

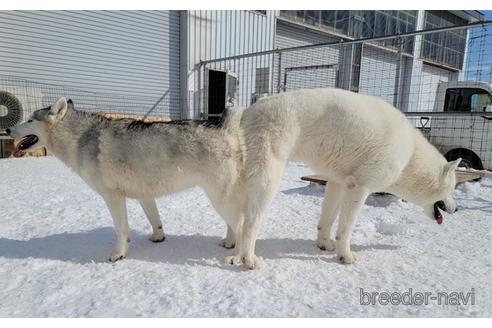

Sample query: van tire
[444,148,484,170]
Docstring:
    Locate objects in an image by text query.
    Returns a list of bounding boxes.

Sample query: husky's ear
[67,99,74,110]
[443,158,461,176]
[49,97,68,119]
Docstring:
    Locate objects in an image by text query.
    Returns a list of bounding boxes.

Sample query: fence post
[197,62,203,119]
[276,51,282,93]
[393,36,404,108]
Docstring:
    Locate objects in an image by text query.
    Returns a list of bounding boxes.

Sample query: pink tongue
[12,147,24,158]
[435,209,443,225]
[12,139,26,158]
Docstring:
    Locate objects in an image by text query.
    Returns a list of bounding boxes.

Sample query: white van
[417,81,492,170]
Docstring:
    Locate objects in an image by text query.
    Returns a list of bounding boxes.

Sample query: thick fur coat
[227,88,459,268]
[9,98,245,261]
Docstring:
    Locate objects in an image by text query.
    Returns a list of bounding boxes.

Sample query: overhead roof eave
[450,10,484,23]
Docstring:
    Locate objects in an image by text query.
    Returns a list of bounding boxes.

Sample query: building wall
[418,63,458,112]
[359,45,400,105]
[274,21,339,92]
[185,10,277,118]
[269,10,477,115]
[0,10,181,117]
[272,17,423,111]
[0,10,478,120]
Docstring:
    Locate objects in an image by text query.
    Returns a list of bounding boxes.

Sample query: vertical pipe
[393,37,404,108]
[179,10,189,119]
[270,12,277,94]
[277,51,282,92]
[198,62,203,118]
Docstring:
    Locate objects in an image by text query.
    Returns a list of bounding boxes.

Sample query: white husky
[8,97,245,262]
[226,88,460,269]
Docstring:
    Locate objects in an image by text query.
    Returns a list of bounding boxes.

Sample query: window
[471,93,492,112]
[255,67,270,95]
[335,11,350,35]
[363,10,417,53]
[321,11,336,29]
[226,74,238,108]
[252,67,270,103]
[280,10,417,54]
[421,11,467,69]
[305,11,320,26]
[444,88,492,112]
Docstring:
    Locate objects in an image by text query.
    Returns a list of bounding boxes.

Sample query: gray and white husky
[7,97,245,261]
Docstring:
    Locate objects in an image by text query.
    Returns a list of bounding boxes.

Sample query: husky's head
[6,97,71,157]
[422,158,461,224]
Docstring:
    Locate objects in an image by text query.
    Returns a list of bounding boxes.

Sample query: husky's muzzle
[12,135,39,157]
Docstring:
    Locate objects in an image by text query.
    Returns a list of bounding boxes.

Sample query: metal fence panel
[0,75,176,126]
[199,21,492,170]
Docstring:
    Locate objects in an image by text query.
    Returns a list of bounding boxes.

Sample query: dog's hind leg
[138,198,165,243]
[227,158,285,269]
[220,224,236,249]
[335,186,369,264]
[217,203,241,249]
[317,181,342,252]
[205,191,242,249]
[102,194,130,262]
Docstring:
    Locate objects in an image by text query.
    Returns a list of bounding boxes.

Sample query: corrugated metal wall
[359,46,400,105]
[0,10,181,117]
[418,63,458,112]
[275,20,337,49]
[274,21,339,92]
[186,10,277,118]
[358,45,417,109]
[187,10,276,69]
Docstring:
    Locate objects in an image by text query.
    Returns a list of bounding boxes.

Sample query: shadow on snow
[0,228,399,267]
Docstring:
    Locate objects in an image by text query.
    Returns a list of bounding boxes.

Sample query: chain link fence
[0,75,177,133]
[198,21,492,170]
[0,75,178,157]
[1,17,492,169]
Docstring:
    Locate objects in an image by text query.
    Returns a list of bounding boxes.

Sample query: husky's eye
[27,119,33,123]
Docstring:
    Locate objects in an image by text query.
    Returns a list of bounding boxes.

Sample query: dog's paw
[317,238,335,252]
[225,255,243,266]
[225,254,265,270]
[108,249,127,263]
[149,232,166,243]
[244,255,265,270]
[219,238,235,249]
[337,251,358,264]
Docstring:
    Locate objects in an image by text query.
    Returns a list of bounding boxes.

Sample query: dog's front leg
[335,186,369,264]
[103,194,130,262]
[317,181,342,252]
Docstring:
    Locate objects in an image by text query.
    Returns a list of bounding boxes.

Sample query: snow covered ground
[0,156,491,317]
